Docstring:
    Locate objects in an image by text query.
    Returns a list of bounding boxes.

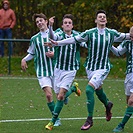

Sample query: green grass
[0,57,126,78]
[0,77,133,133]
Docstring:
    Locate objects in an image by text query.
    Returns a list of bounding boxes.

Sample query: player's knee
[128,98,133,106]
[57,94,64,101]
[46,94,52,101]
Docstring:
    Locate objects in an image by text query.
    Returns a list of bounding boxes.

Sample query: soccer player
[45,10,130,130]
[111,26,133,132]
[45,14,87,130]
[21,13,61,126]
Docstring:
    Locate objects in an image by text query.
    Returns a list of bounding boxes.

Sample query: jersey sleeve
[56,30,89,46]
[27,40,35,55]
[113,29,130,42]
[74,30,89,43]
[54,28,64,41]
[57,37,76,46]
[49,26,58,40]
[110,41,127,56]
[117,41,128,55]
[23,54,34,61]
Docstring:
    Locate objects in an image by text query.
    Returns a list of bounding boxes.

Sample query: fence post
[8,50,11,75]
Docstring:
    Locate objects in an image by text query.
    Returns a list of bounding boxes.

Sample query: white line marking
[0,77,124,82]
[0,117,133,123]
[0,77,127,124]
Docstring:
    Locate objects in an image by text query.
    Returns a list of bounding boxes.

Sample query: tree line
[3,0,133,56]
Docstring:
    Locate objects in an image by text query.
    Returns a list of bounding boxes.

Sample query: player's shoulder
[72,30,81,35]
[106,27,118,33]
[55,28,63,34]
[83,28,97,34]
[31,32,40,40]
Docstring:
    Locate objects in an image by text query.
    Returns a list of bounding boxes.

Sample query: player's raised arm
[49,16,55,26]
[44,37,76,47]
[49,16,57,40]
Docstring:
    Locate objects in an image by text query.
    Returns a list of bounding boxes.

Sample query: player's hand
[44,38,58,47]
[21,59,28,71]
[49,38,58,45]
[44,42,53,48]
[46,51,54,58]
[49,16,55,26]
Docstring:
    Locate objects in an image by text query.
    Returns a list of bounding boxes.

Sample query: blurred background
[0,0,132,76]
[1,0,133,56]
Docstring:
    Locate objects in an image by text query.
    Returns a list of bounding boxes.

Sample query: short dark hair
[62,14,74,24]
[32,13,47,21]
[63,14,74,21]
[96,10,106,17]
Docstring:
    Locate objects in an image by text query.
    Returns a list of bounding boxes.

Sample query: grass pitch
[0,77,133,133]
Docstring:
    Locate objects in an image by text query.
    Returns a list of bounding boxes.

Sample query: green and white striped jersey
[116,40,133,74]
[54,28,87,70]
[27,30,54,77]
[74,28,128,71]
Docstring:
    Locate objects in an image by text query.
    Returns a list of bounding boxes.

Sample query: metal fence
[0,39,30,74]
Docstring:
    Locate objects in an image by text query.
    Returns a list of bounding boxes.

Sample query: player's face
[62,18,73,33]
[36,17,48,31]
[95,13,107,27]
